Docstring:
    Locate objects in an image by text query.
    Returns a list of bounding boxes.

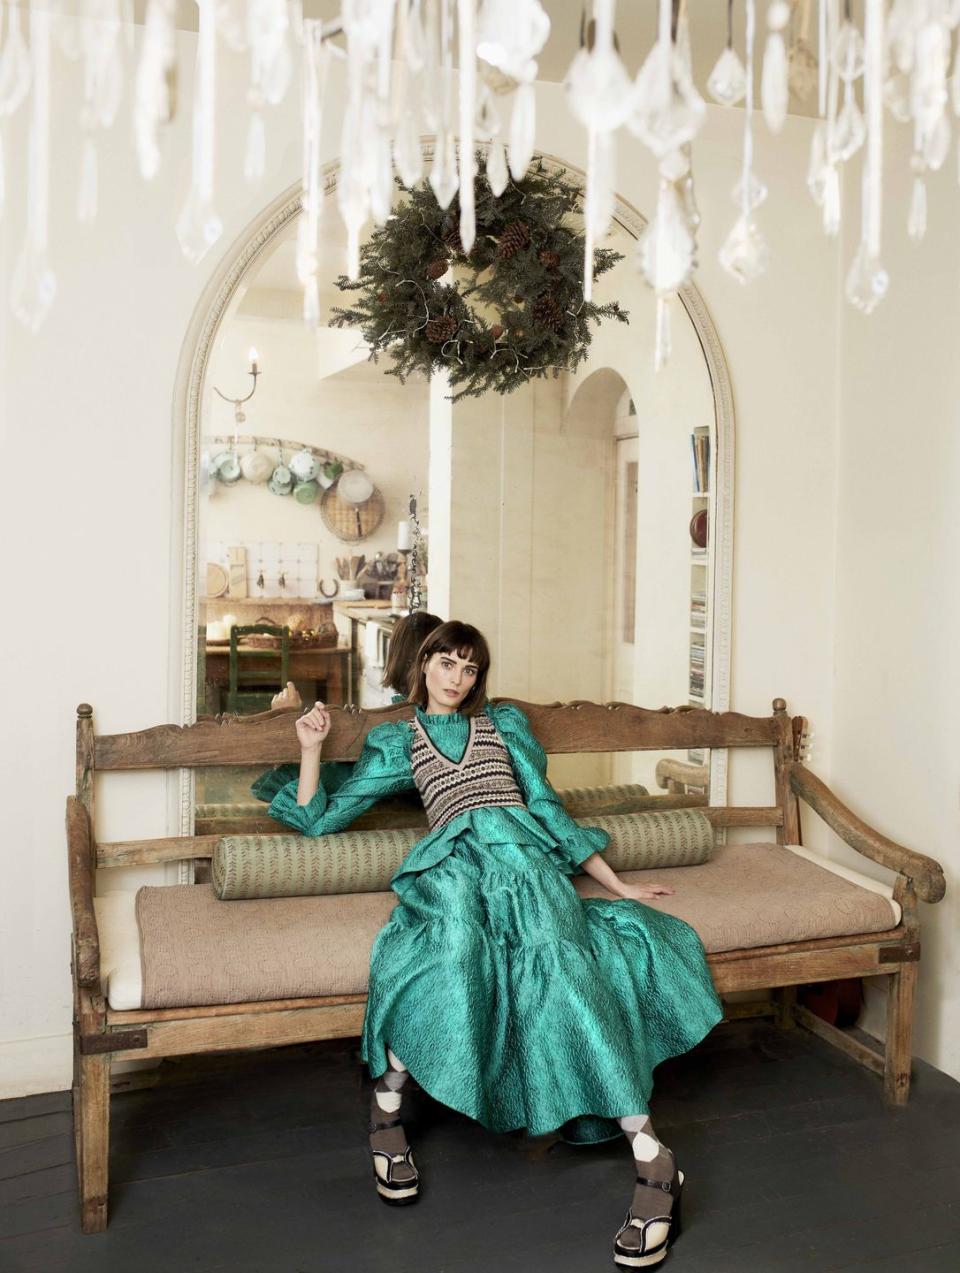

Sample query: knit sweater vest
[410,713,525,831]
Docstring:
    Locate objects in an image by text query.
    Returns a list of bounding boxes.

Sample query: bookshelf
[688,426,711,782]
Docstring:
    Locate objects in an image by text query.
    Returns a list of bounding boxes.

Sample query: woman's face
[423,648,479,712]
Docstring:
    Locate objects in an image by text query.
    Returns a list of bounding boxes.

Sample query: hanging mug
[240,448,274,483]
[215,451,241,483]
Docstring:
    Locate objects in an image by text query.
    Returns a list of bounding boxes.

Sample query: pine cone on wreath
[425,313,459,344]
[538,248,560,270]
[425,256,450,280]
[442,221,465,255]
[532,293,566,333]
[490,323,504,340]
[498,219,531,258]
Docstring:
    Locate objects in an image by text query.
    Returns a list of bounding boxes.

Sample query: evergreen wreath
[329,158,629,402]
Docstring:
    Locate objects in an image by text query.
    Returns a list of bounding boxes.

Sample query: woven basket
[320,482,385,542]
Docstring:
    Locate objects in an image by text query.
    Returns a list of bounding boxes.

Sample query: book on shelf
[690,431,711,494]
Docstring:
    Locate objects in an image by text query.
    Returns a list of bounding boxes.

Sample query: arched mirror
[176,154,734,848]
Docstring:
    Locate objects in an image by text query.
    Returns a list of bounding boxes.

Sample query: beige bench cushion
[97,843,902,1011]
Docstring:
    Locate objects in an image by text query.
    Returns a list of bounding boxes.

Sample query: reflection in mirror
[189,166,730,832]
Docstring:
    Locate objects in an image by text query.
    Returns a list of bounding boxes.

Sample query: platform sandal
[613,1149,684,1269]
[368,1118,420,1206]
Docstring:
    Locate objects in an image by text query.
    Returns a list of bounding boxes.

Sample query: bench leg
[884,963,917,1106]
[774,985,797,1030]
[74,1050,110,1233]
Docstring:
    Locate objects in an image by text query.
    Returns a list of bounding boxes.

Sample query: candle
[248,346,259,373]
[397,520,412,551]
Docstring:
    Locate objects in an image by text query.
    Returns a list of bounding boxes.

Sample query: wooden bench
[67,696,946,1233]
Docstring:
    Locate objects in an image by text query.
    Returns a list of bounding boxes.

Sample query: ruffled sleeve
[489,702,609,875]
[267,721,416,836]
[251,760,354,804]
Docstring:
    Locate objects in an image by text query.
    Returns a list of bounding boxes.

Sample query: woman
[250,610,442,804]
[269,621,723,1269]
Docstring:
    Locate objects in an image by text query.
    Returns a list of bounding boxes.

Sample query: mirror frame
[170,151,736,868]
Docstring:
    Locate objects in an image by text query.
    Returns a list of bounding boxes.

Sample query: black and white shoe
[368,1119,420,1206]
[613,1151,684,1268]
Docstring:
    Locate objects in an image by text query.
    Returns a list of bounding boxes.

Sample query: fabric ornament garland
[330,158,629,402]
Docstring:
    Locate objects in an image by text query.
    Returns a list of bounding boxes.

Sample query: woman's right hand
[295,702,331,752]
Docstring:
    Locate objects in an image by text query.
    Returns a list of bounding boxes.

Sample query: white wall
[1,40,847,1098]
[832,127,960,1077]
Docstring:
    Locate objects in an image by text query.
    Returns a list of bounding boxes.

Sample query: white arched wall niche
[172,152,735,843]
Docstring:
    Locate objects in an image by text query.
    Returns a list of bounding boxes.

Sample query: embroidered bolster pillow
[211,809,714,901]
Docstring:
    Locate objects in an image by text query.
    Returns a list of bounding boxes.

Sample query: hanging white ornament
[720,0,766,284]
[637,179,696,293]
[924,112,950,170]
[629,17,706,160]
[303,273,320,327]
[475,83,499,140]
[831,18,864,81]
[394,113,423,187]
[404,0,426,72]
[761,2,790,133]
[807,121,828,204]
[731,168,768,210]
[846,0,887,315]
[719,214,768,283]
[11,5,56,332]
[832,84,866,160]
[244,112,266,182]
[508,82,536,180]
[429,130,459,207]
[654,294,671,372]
[176,0,222,263]
[884,71,912,123]
[134,0,177,181]
[907,175,927,239]
[821,164,841,235]
[458,0,477,254]
[845,241,889,313]
[707,45,747,106]
[911,20,949,158]
[77,137,98,222]
[486,137,509,195]
[476,0,550,84]
[0,0,32,116]
[219,0,248,53]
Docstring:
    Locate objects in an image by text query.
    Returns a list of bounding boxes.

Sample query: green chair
[227,624,290,714]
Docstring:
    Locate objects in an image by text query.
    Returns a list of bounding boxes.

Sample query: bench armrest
[788,762,946,904]
[66,797,101,989]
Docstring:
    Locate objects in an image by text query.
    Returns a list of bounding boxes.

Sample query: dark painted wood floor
[3,1021,960,1273]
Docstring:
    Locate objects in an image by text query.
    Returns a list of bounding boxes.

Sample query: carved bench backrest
[77,698,801,867]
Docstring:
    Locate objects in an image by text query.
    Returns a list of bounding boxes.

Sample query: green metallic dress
[268,702,723,1144]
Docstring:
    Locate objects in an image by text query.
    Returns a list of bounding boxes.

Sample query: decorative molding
[172,147,736,842]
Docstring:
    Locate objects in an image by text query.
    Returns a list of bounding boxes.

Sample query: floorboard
[1,1021,959,1273]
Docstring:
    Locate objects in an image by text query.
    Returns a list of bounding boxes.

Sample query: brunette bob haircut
[381,610,443,696]
[408,620,491,716]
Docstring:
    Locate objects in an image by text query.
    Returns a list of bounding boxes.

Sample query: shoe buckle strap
[635,1174,679,1196]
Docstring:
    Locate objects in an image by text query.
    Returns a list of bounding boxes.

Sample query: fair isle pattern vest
[410,712,525,831]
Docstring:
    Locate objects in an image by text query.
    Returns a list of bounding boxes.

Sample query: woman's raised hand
[272,681,303,710]
[619,881,675,902]
[295,702,331,752]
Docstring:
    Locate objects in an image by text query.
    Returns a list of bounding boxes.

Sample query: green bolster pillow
[212,809,713,900]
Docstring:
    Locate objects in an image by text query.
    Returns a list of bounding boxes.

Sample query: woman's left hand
[618,881,675,901]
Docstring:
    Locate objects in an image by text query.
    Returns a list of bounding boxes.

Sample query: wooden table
[203,645,350,708]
